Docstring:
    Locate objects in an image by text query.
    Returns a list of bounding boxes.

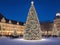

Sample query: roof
[0,13,24,25]
[56,13,60,16]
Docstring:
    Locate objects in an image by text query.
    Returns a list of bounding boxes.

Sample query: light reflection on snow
[12,38,50,42]
[0,37,60,45]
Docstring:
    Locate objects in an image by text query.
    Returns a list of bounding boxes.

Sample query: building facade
[54,13,60,36]
[0,13,25,36]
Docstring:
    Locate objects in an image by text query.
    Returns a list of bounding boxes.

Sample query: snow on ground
[0,37,60,45]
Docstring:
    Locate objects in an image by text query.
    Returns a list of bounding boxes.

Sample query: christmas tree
[23,1,42,40]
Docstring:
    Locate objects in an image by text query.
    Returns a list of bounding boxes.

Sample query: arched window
[0,26,1,30]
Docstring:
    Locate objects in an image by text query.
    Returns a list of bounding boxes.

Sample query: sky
[0,0,60,23]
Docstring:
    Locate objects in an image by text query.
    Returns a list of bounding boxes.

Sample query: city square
[0,0,60,45]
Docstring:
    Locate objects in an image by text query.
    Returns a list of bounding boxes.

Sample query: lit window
[0,26,1,30]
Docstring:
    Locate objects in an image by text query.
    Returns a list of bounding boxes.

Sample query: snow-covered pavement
[0,37,60,45]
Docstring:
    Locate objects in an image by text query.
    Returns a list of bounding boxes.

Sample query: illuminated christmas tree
[52,24,58,36]
[23,1,42,40]
[13,30,17,36]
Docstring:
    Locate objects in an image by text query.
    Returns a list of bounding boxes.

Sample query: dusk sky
[0,0,60,22]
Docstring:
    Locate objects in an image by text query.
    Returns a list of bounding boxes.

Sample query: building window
[0,26,1,30]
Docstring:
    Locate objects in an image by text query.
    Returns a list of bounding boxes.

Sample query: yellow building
[54,13,60,36]
[54,13,60,31]
[0,13,25,36]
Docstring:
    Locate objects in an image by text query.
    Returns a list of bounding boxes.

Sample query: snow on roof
[56,13,60,16]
